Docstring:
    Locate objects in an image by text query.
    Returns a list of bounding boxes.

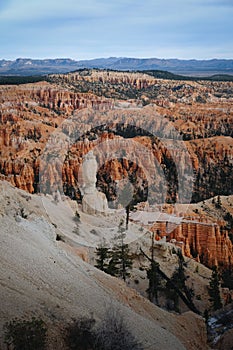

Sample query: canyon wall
[0,75,233,270]
[0,80,233,202]
[151,220,233,269]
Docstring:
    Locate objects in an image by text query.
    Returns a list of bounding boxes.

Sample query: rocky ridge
[0,72,233,270]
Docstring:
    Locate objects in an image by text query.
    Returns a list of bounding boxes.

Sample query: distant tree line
[0,76,45,85]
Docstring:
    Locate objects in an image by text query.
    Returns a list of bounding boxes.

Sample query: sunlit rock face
[0,76,233,269]
[81,151,108,214]
[151,220,233,269]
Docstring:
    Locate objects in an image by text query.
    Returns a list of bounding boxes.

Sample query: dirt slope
[0,181,209,349]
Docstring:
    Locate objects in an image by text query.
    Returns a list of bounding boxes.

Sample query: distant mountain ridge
[1,57,233,76]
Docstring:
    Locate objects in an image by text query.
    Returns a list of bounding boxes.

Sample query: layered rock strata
[150,220,233,268]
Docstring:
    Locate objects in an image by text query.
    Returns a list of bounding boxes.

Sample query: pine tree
[165,249,193,312]
[146,232,162,305]
[118,236,133,281]
[94,223,133,281]
[146,262,161,305]
[118,181,135,230]
[95,242,111,273]
[110,221,133,281]
[221,267,233,290]
[215,195,222,209]
[140,246,200,315]
[208,266,222,311]
[106,254,120,277]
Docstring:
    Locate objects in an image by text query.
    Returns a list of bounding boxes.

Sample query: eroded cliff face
[1,79,233,201]
[49,69,233,105]
[0,80,233,199]
[151,219,233,269]
[0,82,113,193]
[0,75,233,269]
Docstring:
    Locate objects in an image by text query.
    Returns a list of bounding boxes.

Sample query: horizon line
[1,56,233,62]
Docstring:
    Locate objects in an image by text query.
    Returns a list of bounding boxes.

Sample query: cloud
[0,0,232,60]
[0,0,136,22]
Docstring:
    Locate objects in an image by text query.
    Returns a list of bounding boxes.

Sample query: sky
[0,0,233,60]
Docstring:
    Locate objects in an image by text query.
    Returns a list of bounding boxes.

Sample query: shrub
[64,311,142,350]
[4,317,47,350]
[94,308,143,350]
[90,229,98,235]
[64,317,96,350]
[73,211,81,223]
[19,208,28,219]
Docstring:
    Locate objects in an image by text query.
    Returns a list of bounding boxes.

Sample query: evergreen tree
[95,241,111,273]
[146,232,162,305]
[94,223,133,281]
[146,262,161,305]
[118,237,133,281]
[208,266,222,311]
[118,181,135,230]
[203,309,209,326]
[110,221,133,281]
[215,195,222,209]
[165,249,193,312]
[221,267,233,290]
[140,246,200,315]
[106,254,120,277]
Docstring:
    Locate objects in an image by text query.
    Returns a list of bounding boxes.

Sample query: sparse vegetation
[221,267,233,291]
[94,308,143,350]
[109,222,133,281]
[4,317,47,350]
[141,247,200,314]
[215,195,222,209]
[165,250,194,313]
[146,232,162,305]
[73,210,81,223]
[94,222,133,281]
[64,316,96,350]
[72,211,81,235]
[208,266,223,311]
[146,261,162,305]
[224,211,233,231]
[19,207,28,219]
[64,310,142,350]
[95,241,111,273]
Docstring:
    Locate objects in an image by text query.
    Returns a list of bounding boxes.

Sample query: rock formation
[149,219,233,269]
[1,78,232,201]
[81,151,108,214]
[0,74,233,270]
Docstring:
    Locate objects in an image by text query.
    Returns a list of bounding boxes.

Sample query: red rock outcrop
[0,76,233,270]
[149,219,233,269]
[0,83,114,193]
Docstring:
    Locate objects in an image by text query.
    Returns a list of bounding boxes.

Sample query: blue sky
[0,0,232,60]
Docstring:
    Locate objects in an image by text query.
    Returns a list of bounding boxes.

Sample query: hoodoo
[81,151,108,214]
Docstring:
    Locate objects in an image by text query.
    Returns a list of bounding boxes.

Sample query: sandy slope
[0,181,209,349]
